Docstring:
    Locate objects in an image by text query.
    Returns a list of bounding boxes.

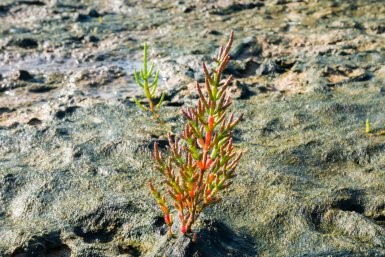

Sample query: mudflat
[0,1,384,256]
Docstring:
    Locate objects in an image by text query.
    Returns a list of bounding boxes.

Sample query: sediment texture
[0,0,385,256]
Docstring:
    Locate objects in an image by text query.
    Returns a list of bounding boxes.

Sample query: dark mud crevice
[151,216,168,235]
[73,226,116,244]
[368,203,385,228]
[232,128,243,143]
[326,72,372,87]
[276,58,297,71]
[322,142,385,166]
[117,244,141,257]
[73,202,134,244]
[373,217,385,228]
[0,173,23,200]
[160,89,184,107]
[28,85,57,93]
[147,138,169,152]
[164,100,184,107]
[72,142,96,160]
[309,205,325,232]
[0,107,15,115]
[99,139,123,157]
[55,106,80,120]
[17,1,45,6]
[0,1,45,17]
[309,188,366,233]
[27,117,42,126]
[46,244,71,257]
[319,102,365,117]
[289,140,323,166]
[256,59,286,76]
[231,37,262,60]
[331,188,365,214]
[210,2,264,16]
[54,2,85,11]
[260,118,285,136]
[373,215,385,222]
[332,198,365,214]
[11,231,71,257]
[0,4,11,15]
[12,38,39,49]
[187,220,256,257]
[226,59,260,78]
[159,219,256,257]
[232,81,257,100]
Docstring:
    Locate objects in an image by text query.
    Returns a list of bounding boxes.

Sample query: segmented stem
[133,43,165,123]
[150,31,242,236]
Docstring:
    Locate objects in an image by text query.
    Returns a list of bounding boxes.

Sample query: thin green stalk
[133,43,165,123]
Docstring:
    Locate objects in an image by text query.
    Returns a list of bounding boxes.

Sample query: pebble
[13,70,33,81]
[88,9,100,17]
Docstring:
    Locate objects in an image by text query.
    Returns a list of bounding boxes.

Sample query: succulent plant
[149,31,243,236]
[133,43,165,122]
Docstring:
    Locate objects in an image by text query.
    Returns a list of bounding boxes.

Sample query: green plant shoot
[133,43,165,122]
[365,118,371,134]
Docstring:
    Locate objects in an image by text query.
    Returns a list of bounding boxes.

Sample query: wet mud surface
[1,0,385,256]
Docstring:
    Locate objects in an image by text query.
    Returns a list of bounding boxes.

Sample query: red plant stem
[150,32,240,236]
[185,118,214,233]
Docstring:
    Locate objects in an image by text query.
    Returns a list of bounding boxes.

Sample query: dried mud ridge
[1,0,385,256]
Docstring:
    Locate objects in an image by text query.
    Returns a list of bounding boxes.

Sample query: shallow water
[0,54,140,76]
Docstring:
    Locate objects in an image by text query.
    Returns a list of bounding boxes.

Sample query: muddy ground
[0,0,385,256]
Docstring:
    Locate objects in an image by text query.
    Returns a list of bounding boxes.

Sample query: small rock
[232,36,262,59]
[256,59,284,76]
[225,59,259,77]
[88,9,100,17]
[14,70,34,81]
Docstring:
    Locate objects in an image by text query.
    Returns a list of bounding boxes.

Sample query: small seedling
[149,32,243,237]
[133,43,165,122]
[365,118,371,134]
